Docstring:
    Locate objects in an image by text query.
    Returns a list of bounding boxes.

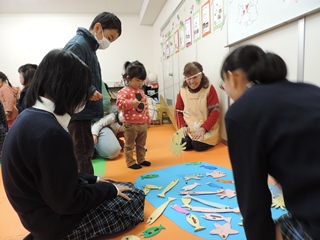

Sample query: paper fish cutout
[157,179,179,198]
[272,193,286,210]
[206,170,226,178]
[171,204,190,215]
[216,189,236,199]
[181,196,192,207]
[206,182,223,189]
[201,213,231,223]
[184,174,204,180]
[182,194,232,209]
[141,174,159,180]
[143,184,162,195]
[210,222,239,239]
[186,214,206,232]
[143,187,151,195]
[181,182,201,191]
[185,161,202,165]
[141,224,165,238]
[146,197,176,224]
[216,179,234,184]
[144,184,162,190]
[179,189,225,196]
[169,128,186,156]
[200,165,217,170]
[187,205,241,214]
[121,235,141,240]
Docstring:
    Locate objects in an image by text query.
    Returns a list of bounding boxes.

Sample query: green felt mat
[0,160,106,176]
[92,158,107,176]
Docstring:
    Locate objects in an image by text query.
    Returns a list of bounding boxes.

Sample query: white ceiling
[0,0,167,25]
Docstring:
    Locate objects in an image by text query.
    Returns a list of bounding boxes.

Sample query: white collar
[33,97,71,129]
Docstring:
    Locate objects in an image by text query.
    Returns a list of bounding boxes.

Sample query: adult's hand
[182,126,189,136]
[191,127,205,141]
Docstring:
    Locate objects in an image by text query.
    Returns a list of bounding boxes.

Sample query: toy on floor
[182,195,192,207]
[206,181,223,189]
[182,195,232,209]
[184,174,204,180]
[121,235,141,240]
[272,193,286,210]
[200,164,217,170]
[141,224,165,238]
[146,197,176,224]
[157,179,179,198]
[181,182,201,191]
[216,189,236,199]
[171,204,190,215]
[187,205,240,214]
[206,170,226,178]
[179,189,225,196]
[185,161,202,165]
[169,128,186,156]
[143,184,162,195]
[186,214,206,232]
[141,174,159,180]
[210,222,239,239]
[216,179,234,184]
[201,213,231,223]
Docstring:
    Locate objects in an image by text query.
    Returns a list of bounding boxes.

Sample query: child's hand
[93,134,98,144]
[131,99,140,108]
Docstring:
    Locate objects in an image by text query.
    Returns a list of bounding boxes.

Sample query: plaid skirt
[62,182,145,240]
[275,213,313,240]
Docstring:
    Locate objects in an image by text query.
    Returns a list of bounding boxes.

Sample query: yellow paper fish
[146,197,176,224]
[186,214,206,232]
[157,179,179,198]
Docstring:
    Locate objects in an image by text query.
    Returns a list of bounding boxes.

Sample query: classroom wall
[152,0,320,141]
[0,3,319,142]
[0,14,154,88]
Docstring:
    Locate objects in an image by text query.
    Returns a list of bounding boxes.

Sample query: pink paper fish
[171,204,190,215]
[206,170,226,178]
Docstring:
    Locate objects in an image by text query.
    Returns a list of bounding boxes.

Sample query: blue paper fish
[200,165,217,170]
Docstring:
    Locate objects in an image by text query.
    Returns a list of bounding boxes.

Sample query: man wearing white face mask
[64,12,122,174]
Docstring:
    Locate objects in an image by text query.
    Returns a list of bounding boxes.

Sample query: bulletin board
[227,0,320,45]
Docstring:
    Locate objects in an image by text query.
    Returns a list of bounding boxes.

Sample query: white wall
[1,4,319,141]
[0,14,153,88]
[152,0,320,141]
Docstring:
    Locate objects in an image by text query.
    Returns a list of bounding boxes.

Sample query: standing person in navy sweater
[1,49,145,240]
[221,44,320,240]
[64,12,122,174]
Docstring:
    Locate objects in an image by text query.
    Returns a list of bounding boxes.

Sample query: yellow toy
[169,128,186,156]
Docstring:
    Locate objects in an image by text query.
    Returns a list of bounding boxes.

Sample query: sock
[129,164,142,169]
[140,161,151,166]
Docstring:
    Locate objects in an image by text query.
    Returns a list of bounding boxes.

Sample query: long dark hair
[220,45,287,84]
[25,49,92,115]
[18,64,38,88]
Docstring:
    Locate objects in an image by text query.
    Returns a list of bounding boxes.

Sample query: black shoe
[129,164,142,169]
[140,161,151,166]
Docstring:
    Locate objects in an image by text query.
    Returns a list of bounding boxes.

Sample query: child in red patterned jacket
[116,61,151,169]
